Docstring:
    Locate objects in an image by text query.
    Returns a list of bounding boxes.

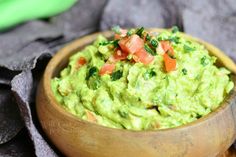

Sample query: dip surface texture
[51,28,234,130]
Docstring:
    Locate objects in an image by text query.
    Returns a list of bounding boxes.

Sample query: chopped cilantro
[86,67,98,80]
[184,44,195,53]
[201,56,209,66]
[99,40,119,47]
[99,41,110,46]
[144,44,156,56]
[157,36,163,41]
[171,26,179,33]
[150,39,158,48]
[157,36,169,41]
[127,29,135,36]
[112,25,121,34]
[111,70,123,81]
[182,68,187,75]
[169,36,180,44]
[143,68,156,80]
[136,27,144,37]
[145,33,151,41]
[118,109,129,118]
[112,40,119,47]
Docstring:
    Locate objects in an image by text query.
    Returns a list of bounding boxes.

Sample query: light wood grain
[36,29,236,157]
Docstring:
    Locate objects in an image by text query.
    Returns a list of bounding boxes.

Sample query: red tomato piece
[163,53,176,72]
[77,57,87,65]
[114,29,128,39]
[99,63,115,75]
[157,41,175,56]
[160,41,171,52]
[113,49,128,61]
[133,48,154,65]
[168,47,175,56]
[118,34,144,54]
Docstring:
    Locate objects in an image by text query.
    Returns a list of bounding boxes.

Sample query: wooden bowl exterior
[36,29,236,157]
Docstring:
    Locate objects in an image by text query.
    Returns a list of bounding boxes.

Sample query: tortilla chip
[100,0,177,30]
[0,68,20,85]
[0,20,61,71]
[52,0,108,40]
[0,42,52,71]
[183,9,236,62]
[0,128,34,156]
[11,71,58,157]
[0,86,23,144]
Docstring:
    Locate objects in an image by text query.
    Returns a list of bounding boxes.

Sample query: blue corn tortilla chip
[174,0,236,17]
[100,0,178,30]
[183,9,236,62]
[0,68,20,86]
[0,86,23,144]
[0,21,61,71]
[0,42,52,71]
[11,71,58,157]
[52,0,108,40]
[0,128,34,157]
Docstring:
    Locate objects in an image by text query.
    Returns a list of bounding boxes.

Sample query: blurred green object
[0,0,77,31]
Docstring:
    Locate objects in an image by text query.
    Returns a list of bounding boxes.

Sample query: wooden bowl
[36,29,236,157]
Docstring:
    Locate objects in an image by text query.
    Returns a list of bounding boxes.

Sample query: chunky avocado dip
[51,26,234,130]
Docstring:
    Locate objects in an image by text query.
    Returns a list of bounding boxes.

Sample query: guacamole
[51,27,234,130]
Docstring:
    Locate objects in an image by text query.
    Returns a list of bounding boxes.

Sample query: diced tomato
[163,53,176,72]
[133,48,154,65]
[160,41,171,52]
[118,37,129,52]
[107,49,128,63]
[118,34,144,54]
[85,110,97,123]
[77,57,87,65]
[114,29,128,39]
[160,41,175,56]
[113,49,128,61]
[168,47,175,56]
[99,63,115,75]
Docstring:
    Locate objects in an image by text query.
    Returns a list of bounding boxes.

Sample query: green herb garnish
[157,36,169,41]
[136,27,144,37]
[99,41,110,46]
[150,39,158,48]
[99,40,119,47]
[86,67,98,80]
[182,68,187,75]
[112,40,119,47]
[200,56,209,66]
[145,33,151,41]
[171,26,179,33]
[183,44,195,53]
[127,29,135,36]
[143,68,156,80]
[112,25,121,34]
[118,108,129,118]
[111,70,123,81]
[169,36,180,44]
[144,44,156,56]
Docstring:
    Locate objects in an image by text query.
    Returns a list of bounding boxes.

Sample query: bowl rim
[41,28,236,134]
